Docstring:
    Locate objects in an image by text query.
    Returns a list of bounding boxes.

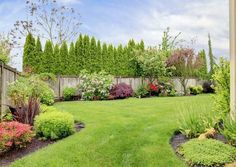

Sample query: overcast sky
[0,0,229,71]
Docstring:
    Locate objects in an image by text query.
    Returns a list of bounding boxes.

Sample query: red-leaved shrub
[110,83,133,99]
[0,121,34,153]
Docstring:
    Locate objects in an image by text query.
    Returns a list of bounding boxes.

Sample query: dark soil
[170,132,228,167]
[0,123,85,167]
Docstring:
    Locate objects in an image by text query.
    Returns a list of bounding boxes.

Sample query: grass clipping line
[177,139,236,167]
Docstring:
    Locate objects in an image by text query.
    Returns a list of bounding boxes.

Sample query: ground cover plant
[177,139,236,167]
[11,95,212,167]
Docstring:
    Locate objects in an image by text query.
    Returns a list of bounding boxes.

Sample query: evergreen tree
[139,40,145,51]
[127,39,136,76]
[75,34,84,73]
[208,34,216,76]
[23,33,35,71]
[69,42,76,74]
[83,35,90,72]
[96,40,102,72]
[101,43,108,71]
[199,49,208,79]
[34,37,43,73]
[42,40,54,73]
[59,41,69,75]
[90,37,97,73]
[53,44,61,74]
[116,44,124,76]
[107,44,114,74]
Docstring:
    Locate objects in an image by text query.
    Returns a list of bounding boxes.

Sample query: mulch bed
[0,123,85,167]
[170,132,228,167]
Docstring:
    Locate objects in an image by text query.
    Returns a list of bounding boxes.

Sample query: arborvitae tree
[34,36,43,73]
[59,41,69,75]
[127,39,136,76]
[101,43,108,71]
[42,40,53,73]
[208,34,216,76]
[89,37,97,73]
[113,47,118,75]
[83,35,90,71]
[199,49,208,79]
[69,42,76,74]
[139,40,145,51]
[107,44,114,74]
[96,40,102,72]
[23,33,35,71]
[116,44,124,76]
[53,44,61,74]
[75,34,84,73]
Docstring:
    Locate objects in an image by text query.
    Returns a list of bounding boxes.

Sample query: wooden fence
[0,62,20,117]
[0,66,203,115]
[51,76,203,98]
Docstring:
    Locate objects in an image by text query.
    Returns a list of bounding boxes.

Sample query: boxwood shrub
[177,139,236,167]
[35,111,75,140]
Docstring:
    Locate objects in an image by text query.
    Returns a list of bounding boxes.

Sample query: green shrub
[135,84,149,98]
[40,86,55,105]
[177,139,236,167]
[79,70,113,100]
[212,58,230,118]
[188,85,203,95]
[35,111,75,140]
[63,87,77,101]
[222,117,236,146]
[178,105,217,138]
[40,104,58,113]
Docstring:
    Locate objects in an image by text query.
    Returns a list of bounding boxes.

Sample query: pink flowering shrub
[110,83,133,99]
[0,121,34,153]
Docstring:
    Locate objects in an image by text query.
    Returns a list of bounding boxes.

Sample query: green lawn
[11,95,212,167]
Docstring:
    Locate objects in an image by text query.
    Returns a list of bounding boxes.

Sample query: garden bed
[0,123,85,167]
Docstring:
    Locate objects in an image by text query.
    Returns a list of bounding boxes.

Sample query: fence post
[0,62,4,120]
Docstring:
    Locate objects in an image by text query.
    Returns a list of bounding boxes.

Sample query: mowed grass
[11,95,213,167]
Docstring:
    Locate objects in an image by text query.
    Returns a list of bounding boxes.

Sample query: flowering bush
[0,121,34,153]
[110,83,133,99]
[149,83,158,92]
[79,70,113,100]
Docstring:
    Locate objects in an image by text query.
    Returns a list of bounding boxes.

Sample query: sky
[0,0,229,71]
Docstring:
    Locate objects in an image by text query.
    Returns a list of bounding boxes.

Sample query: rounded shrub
[135,84,149,98]
[63,87,77,101]
[35,111,75,140]
[177,139,236,167]
[40,87,55,105]
[110,83,133,99]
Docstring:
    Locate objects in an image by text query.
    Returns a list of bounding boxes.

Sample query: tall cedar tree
[83,35,90,72]
[101,43,108,71]
[69,42,76,74]
[34,37,43,73]
[96,40,102,72]
[208,34,216,76]
[107,44,114,74]
[75,34,84,73]
[53,44,61,74]
[90,37,97,73]
[199,49,208,79]
[23,33,35,71]
[116,44,124,76]
[42,40,53,73]
[59,42,69,75]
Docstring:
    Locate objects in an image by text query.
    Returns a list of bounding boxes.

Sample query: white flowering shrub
[79,70,113,100]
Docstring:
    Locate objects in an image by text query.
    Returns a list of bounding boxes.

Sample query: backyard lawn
[11,95,212,167]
